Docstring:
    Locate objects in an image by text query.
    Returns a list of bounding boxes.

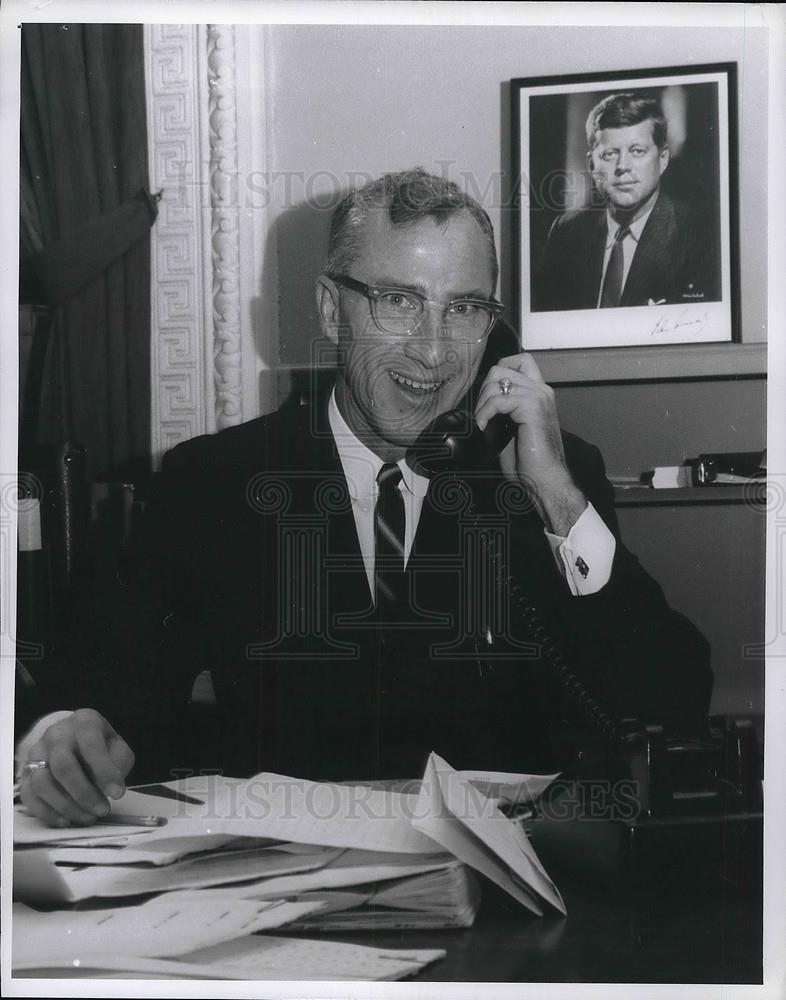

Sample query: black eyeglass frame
[329,273,504,342]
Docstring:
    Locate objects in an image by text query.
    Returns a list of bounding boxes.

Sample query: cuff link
[575,556,590,579]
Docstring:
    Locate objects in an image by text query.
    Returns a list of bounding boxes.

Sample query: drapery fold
[20,23,154,486]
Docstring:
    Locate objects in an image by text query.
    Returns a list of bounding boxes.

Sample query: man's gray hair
[326,168,499,288]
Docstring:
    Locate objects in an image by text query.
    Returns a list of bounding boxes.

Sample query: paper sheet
[13,807,166,846]
[155,771,446,854]
[16,777,443,854]
[411,752,566,915]
[154,774,246,797]
[46,833,239,865]
[456,768,561,804]
[14,844,342,904]
[160,849,456,902]
[14,934,446,981]
[12,899,325,969]
[176,934,446,980]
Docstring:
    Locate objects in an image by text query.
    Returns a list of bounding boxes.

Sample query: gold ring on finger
[24,760,49,776]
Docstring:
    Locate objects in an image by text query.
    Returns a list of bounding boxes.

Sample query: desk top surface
[308,868,762,985]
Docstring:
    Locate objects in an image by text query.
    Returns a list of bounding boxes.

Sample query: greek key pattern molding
[145,23,211,461]
[145,23,247,462]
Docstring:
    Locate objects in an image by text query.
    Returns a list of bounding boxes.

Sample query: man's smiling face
[325,209,496,460]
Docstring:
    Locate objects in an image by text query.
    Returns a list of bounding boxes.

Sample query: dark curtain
[20,23,154,486]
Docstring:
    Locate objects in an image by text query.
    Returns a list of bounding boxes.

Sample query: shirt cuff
[544,501,616,596]
[15,710,73,780]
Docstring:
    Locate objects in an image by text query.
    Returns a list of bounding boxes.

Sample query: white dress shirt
[328,391,429,596]
[328,390,615,599]
[596,203,656,308]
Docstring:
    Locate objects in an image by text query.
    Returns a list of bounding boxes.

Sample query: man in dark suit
[18,169,711,826]
[533,92,720,312]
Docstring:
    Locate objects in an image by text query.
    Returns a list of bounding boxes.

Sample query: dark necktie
[374,463,405,615]
[599,225,630,308]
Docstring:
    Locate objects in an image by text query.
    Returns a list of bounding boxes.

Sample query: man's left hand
[474,352,588,535]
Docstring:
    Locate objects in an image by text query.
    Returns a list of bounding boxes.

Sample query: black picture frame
[511,63,740,352]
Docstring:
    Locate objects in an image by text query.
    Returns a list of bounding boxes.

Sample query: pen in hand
[95,814,167,827]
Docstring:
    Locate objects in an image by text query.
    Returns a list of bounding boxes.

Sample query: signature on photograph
[649,309,709,338]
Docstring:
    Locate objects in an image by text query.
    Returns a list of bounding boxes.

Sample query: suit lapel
[303,396,371,615]
[621,193,677,306]
[243,397,371,639]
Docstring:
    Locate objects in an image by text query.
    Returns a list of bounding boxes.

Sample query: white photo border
[513,63,739,353]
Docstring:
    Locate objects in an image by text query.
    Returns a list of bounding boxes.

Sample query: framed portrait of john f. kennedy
[512,63,739,351]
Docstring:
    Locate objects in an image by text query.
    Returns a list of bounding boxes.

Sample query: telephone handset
[406,407,515,476]
[406,318,517,476]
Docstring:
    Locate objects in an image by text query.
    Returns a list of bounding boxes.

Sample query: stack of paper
[162,849,482,931]
[13,751,561,979]
[285,859,482,930]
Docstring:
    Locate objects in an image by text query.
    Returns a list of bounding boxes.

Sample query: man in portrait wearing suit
[533,92,720,312]
[17,169,712,827]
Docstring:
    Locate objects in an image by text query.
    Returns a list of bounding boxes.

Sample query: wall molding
[206,24,243,431]
[145,23,259,464]
[145,24,212,464]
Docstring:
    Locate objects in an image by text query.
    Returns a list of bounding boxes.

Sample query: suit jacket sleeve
[511,433,713,737]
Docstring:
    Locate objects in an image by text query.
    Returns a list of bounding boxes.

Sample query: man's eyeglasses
[330,274,503,343]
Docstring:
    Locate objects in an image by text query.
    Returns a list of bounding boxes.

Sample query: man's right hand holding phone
[17,709,135,827]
